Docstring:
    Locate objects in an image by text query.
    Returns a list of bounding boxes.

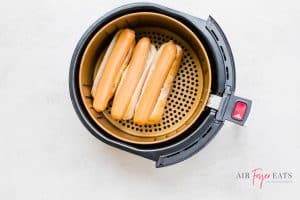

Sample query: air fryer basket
[69,3,252,167]
[79,12,211,144]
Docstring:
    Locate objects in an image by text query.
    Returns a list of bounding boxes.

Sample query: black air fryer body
[69,3,252,167]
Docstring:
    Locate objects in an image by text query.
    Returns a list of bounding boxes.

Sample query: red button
[232,101,247,121]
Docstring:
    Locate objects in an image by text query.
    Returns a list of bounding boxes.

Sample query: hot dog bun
[133,41,177,125]
[149,45,183,123]
[93,46,107,82]
[92,29,135,112]
[111,37,157,120]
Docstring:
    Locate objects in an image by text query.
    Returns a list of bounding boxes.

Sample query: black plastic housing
[69,3,241,167]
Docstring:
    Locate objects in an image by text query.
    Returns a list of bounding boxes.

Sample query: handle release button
[232,101,247,121]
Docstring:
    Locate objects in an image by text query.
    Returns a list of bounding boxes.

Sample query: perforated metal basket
[79,12,211,144]
[69,3,252,167]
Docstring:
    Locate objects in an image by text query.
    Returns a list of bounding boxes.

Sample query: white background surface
[1,0,300,199]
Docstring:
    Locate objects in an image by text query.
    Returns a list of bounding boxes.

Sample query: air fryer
[69,3,252,167]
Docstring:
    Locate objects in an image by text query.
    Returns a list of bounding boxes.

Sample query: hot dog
[133,41,182,125]
[92,29,135,112]
[149,45,183,123]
